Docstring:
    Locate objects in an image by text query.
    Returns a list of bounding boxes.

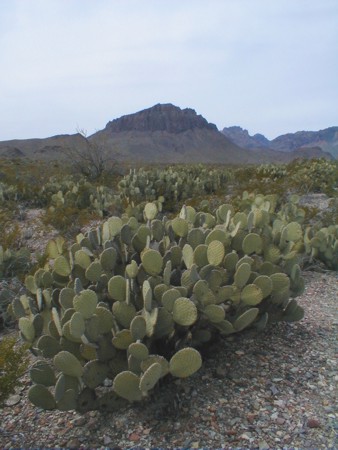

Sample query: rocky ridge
[222,126,338,159]
[104,103,218,134]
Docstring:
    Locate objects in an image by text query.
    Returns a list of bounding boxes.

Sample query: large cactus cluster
[9,198,307,412]
[118,165,233,205]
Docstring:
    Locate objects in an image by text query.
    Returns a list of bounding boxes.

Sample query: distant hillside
[0,134,88,159]
[222,126,337,159]
[90,103,259,165]
[0,104,334,164]
[270,127,338,158]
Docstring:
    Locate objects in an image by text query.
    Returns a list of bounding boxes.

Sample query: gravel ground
[0,270,337,449]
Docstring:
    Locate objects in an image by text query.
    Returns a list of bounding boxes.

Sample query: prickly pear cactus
[11,200,306,412]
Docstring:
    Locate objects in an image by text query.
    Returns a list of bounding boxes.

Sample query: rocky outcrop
[104,104,218,134]
[221,126,270,149]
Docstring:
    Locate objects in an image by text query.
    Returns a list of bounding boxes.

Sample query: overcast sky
[0,0,337,141]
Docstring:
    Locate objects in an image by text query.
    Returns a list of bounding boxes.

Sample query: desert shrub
[0,245,32,280]
[42,205,99,235]
[0,335,29,406]
[0,210,21,249]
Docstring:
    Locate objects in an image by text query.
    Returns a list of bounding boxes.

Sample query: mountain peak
[221,126,270,149]
[104,103,218,134]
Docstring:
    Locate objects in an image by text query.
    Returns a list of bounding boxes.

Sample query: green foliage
[0,245,32,280]
[0,335,29,406]
[42,205,99,235]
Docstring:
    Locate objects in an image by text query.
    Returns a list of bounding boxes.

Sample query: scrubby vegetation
[0,335,29,406]
[0,157,337,412]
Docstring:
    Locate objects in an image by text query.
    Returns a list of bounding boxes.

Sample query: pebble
[71,416,86,427]
[103,435,112,445]
[307,418,321,428]
[128,432,140,442]
[5,395,21,406]
[67,438,81,449]
[276,417,286,425]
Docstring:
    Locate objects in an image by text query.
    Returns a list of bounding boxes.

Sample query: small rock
[247,413,257,424]
[225,429,237,436]
[307,418,321,428]
[235,350,245,356]
[240,432,251,440]
[71,416,86,427]
[103,435,112,445]
[67,438,81,449]
[5,395,21,406]
[128,432,140,442]
[276,417,285,425]
[87,418,98,429]
[214,367,227,378]
[259,440,269,450]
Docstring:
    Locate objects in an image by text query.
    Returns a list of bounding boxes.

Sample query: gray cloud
[0,0,337,140]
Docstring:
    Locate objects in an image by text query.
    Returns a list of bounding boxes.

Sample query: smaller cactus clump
[304,225,338,270]
[11,199,306,413]
[255,163,288,182]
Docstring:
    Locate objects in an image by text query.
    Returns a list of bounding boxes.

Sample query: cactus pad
[233,308,259,331]
[172,297,198,326]
[54,350,84,378]
[19,317,35,342]
[108,275,126,302]
[28,384,56,410]
[54,256,71,277]
[141,249,163,276]
[73,290,98,319]
[112,329,133,350]
[253,275,273,299]
[30,361,56,386]
[242,233,262,255]
[144,202,158,220]
[37,335,61,358]
[113,301,136,328]
[169,348,202,378]
[234,262,251,288]
[139,362,162,392]
[83,360,109,389]
[204,304,226,323]
[128,342,149,360]
[130,316,147,341]
[113,371,142,401]
[241,284,263,305]
[207,240,225,266]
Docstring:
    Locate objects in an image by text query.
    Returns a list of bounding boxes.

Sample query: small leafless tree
[64,128,114,181]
